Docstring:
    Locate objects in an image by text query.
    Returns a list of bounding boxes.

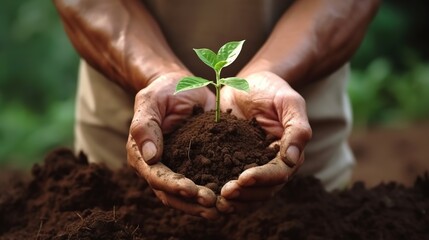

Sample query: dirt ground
[350,121,429,187]
[0,121,428,239]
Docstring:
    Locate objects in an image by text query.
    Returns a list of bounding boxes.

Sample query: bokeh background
[1,1,428,185]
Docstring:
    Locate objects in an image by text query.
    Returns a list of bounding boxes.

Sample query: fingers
[127,136,198,198]
[277,91,312,168]
[217,196,265,214]
[196,186,217,207]
[153,189,220,220]
[237,157,291,187]
[217,158,288,215]
[221,181,284,201]
[127,136,218,218]
[129,90,164,164]
[220,158,288,197]
[220,158,289,199]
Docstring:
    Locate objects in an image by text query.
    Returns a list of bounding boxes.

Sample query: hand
[127,71,219,219]
[217,71,312,213]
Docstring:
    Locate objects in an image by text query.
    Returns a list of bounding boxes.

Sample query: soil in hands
[162,108,279,194]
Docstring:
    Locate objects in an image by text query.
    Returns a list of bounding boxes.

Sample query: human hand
[217,71,312,213]
[127,136,219,219]
[127,72,219,219]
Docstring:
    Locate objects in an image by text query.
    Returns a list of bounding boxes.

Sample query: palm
[221,71,295,138]
[216,71,311,213]
[136,73,215,134]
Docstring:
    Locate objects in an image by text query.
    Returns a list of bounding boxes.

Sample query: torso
[142,0,294,78]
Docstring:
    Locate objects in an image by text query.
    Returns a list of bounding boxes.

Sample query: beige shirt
[142,0,294,79]
[75,0,355,190]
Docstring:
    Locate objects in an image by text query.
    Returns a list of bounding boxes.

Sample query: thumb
[129,105,163,165]
[279,99,312,168]
[280,121,312,168]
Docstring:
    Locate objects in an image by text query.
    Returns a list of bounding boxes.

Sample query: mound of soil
[163,109,278,193]
[1,148,428,240]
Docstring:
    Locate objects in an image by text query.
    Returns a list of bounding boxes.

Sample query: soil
[162,108,278,194]
[350,122,429,188]
[1,115,429,239]
[0,148,428,240]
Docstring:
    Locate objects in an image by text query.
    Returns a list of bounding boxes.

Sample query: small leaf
[193,48,217,69]
[219,77,250,92]
[175,77,212,94]
[214,60,227,72]
[217,40,245,68]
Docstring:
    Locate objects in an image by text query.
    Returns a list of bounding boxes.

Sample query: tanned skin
[54,0,380,219]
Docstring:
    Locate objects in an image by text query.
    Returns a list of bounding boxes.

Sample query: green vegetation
[0,0,78,167]
[1,1,428,166]
[175,40,249,122]
[348,1,429,126]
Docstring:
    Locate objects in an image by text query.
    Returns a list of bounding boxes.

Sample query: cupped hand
[127,136,219,219]
[127,71,219,219]
[217,71,312,213]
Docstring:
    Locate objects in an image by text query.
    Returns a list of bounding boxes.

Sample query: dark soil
[1,148,428,240]
[162,109,278,193]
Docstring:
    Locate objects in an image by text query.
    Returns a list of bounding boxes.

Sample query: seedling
[174,40,249,122]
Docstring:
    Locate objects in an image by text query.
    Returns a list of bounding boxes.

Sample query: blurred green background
[1,0,428,168]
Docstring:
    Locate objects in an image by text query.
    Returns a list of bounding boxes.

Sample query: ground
[350,121,429,187]
[0,121,428,239]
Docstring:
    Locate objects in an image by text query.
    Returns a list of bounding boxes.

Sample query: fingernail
[142,141,157,163]
[285,145,300,168]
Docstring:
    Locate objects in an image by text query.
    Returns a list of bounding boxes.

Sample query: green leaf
[216,40,245,68]
[219,77,250,92]
[214,60,227,72]
[193,48,217,69]
[174,76,212,94]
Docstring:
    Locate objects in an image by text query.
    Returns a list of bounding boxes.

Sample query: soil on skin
[0,148,428,240]
[162,108,278,194]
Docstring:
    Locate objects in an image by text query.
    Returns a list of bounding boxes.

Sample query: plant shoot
[174,40,249,122]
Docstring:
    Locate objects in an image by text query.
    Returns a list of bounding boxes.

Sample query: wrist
[129,59,190,92]
[238,59,308,89]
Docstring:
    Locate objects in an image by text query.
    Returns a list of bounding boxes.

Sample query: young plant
[174,40,249,122]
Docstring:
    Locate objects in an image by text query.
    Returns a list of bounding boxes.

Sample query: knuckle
[297,123,313,141]
[129,118,142,137]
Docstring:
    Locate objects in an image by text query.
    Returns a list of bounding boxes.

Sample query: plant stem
[215,70,221,122]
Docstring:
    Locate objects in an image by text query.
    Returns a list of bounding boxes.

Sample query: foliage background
[1,0,428,167]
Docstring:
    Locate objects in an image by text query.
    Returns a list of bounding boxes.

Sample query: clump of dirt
[162,108,278,193]
[0,148,428,240]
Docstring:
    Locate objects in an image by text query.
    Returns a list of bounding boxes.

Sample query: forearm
[53,0,187,93]
[239,0,380,88]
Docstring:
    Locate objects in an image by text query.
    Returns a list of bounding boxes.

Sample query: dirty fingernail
[285,145,300,168]
[142,141,157,163]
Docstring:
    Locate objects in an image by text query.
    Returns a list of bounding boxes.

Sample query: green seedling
[174,40,250,122]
